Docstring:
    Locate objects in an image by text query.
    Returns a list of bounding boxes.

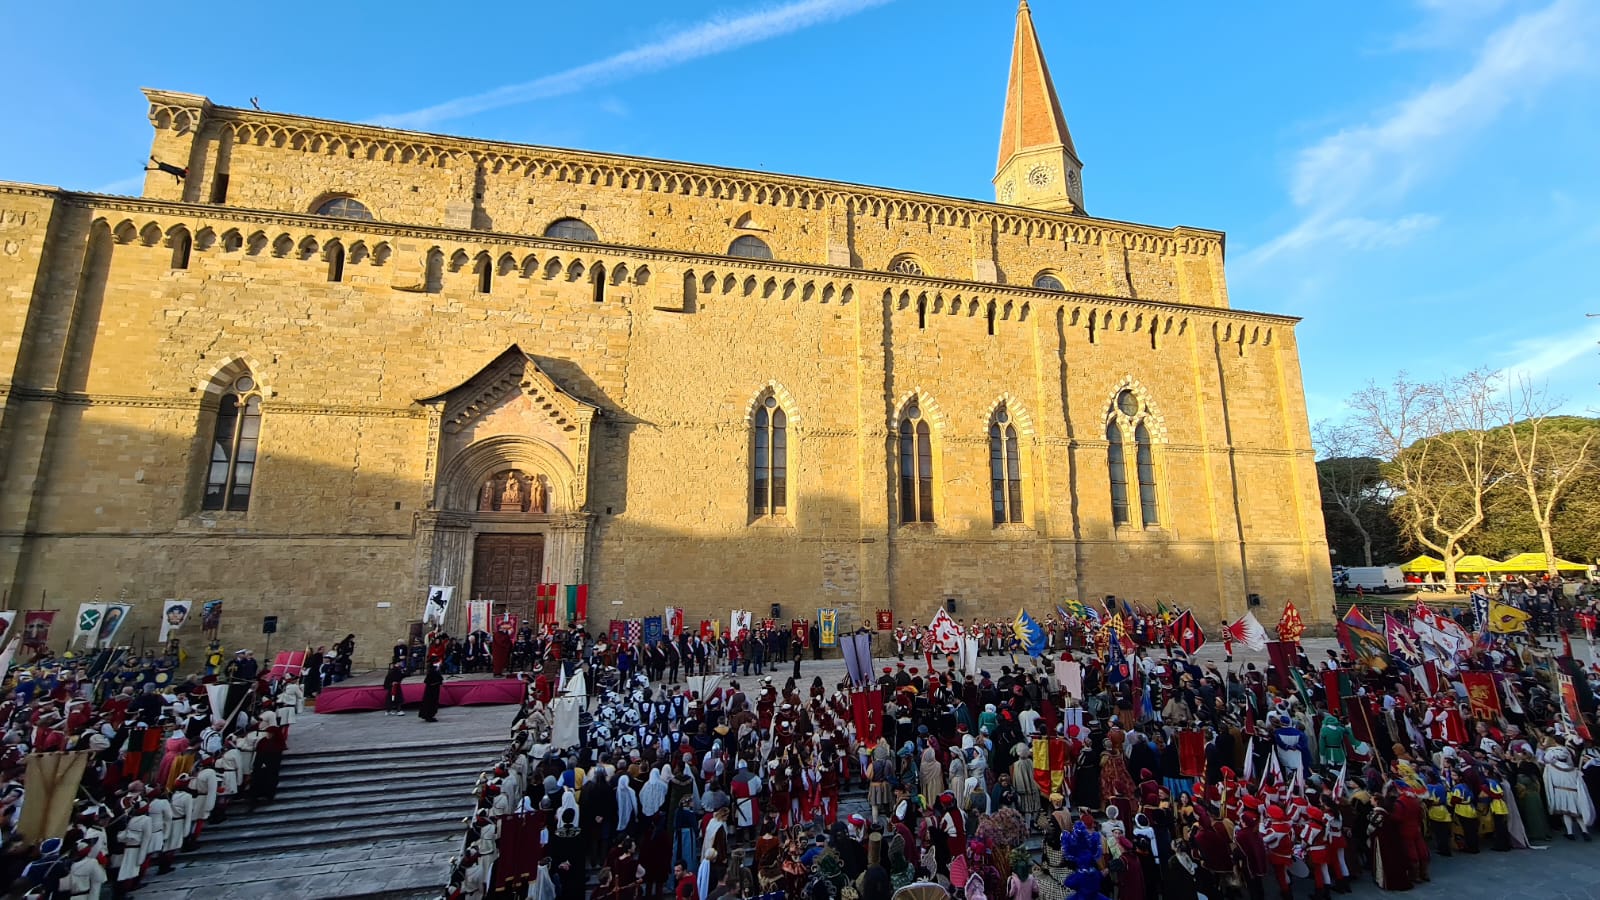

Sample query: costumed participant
[1542,744,1595,841]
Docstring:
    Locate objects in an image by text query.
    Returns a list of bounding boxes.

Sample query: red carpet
[314,677,525,714]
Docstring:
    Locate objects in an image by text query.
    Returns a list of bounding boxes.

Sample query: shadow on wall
[0,411,1331,670]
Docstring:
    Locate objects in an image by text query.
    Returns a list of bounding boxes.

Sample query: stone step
[208,794,477,831]
[136,836,455,900]
[200,808,463,849]
[273,774,481,803]
[284,736,507,765]
[278,751,503,781]
[179,818,462,862]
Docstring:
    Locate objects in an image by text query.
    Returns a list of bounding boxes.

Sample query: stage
[313,672,526,714]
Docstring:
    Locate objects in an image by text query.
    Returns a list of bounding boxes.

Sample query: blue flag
[1013,609,1047,657]
[1106,632,1129,685]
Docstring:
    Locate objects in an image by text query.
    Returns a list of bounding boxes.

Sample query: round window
[1117,390,1139,417]
[906,403,920,420]
[764,397,777,409]
[234,376,256,393]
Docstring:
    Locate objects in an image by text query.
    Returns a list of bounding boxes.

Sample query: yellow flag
[1487,601,1530,634]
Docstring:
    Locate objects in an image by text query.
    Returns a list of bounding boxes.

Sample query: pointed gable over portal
[994,0,1085,214]
[418,346,598,512]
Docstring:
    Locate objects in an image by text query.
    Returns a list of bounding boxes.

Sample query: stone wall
[0,96,1330,668]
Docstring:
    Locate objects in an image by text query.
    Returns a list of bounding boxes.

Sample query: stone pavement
[1345,838,1600,899]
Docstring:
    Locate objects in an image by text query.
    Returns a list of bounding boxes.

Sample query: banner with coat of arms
[818,609,837,647]
[875,610,894,631]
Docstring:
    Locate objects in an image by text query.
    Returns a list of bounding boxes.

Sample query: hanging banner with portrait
[201,599,224,637]
[819,609,838,647]
[159,600,193,643]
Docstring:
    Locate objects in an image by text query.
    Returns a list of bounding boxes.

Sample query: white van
[1342,565,1408,594]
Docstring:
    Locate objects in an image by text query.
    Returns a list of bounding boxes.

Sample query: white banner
[423,586,454,626]
[72,603,106,649]
[159,600,193,643]
[928,609,961,654]
[97,603,133,648]
[730,609,752,639]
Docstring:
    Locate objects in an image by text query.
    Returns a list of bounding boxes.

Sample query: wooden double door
[470,533,545,621]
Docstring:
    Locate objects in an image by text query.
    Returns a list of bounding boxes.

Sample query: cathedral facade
[0,5,1331,664]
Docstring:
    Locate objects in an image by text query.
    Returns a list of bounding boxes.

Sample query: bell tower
[993,1,1084,214]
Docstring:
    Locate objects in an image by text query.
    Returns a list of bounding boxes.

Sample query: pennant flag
[1338,606,1390,672]
[200,599,223,635]
[1486,600,1531,635]
[72,604,106,649]
[423,586,454,626]
[158,600,193,643]
[1384,612,1423,667]
[1169,610,1206,655]
[927,608,961,654]
[1105,631,1130,685]
[1013,609,1047,657]
[1225,611,1269,652]
[1277,601,1305,644]
[1462,671,1502,720]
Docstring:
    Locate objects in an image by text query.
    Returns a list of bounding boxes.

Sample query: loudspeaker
[770,603,781,619]
[262,615,278,634]
[1247,593,1262,608]
[945,598,957,614]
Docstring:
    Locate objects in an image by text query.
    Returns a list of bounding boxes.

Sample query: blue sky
[2,0,1596,423]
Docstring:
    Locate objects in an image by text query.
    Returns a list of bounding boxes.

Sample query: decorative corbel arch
[1103,375,1167,441]
[436,434,580,514]
[742,381,802,428]
[889,389,949,433]
[981,393,1036,437]
[197,354,272,399]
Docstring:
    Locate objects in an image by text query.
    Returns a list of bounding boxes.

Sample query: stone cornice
[45,190,1298,327]
[150,96,1224,258]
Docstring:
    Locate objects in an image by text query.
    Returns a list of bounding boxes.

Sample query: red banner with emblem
[1559,674,1592,740]
[1462,671,1501,720]
[791,619,809,646]
[876,610,894,631]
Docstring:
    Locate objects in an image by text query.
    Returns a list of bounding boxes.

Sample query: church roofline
[29,184,1286,324]
[139,89,1223,247]
[414,344,603,408]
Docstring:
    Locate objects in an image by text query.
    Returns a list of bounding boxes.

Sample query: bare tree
[1312,420,1387,565]
[1348,370,1505,590]
[1498,377,1598,577]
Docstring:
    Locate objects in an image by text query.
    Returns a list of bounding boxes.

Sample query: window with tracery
[544,218,598,242]
[752,396,788,517]
[889,256,923,276]
[203,374,263,511]
[1107,388,1160,527]
[314,197,373,220]
[1033,273,1065,292]
[728,235,773,260]
[897,403,934,523]
[988,405,1022,525]
[477,469,548,514]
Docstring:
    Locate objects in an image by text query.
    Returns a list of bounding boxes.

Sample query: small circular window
[764,397,777,409]
[906,403,920,420]
[996,409,1009,425]
[233,375,256,393]
[1117,390,1139,417]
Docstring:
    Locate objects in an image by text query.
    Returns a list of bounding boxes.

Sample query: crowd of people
[443,577,1600,900]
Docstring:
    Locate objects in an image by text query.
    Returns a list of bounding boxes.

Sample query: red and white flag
[1225,611,1269,652]
[928,609,962,654]
[1169,610,1207,655]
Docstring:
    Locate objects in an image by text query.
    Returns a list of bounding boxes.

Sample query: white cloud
[92,175,146,196]
[1244,0,1596,269]
[1494,317,1600,388]
[372,0,895,129]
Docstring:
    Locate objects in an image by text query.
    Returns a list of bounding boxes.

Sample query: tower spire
[994,0,1084,213]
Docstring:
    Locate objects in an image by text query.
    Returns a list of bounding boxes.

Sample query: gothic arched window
[897,402,934,523]
[728,235,773,260]
[1108,388,1160,527]
[752,396,788,517]
[544,218,598,242]
[202,373,264,511]
[314,196,373,220]
[988,404,1022,525]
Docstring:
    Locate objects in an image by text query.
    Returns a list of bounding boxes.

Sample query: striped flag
[1169,610,1206,655]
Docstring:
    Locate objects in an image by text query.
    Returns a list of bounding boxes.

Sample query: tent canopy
[1491,552,1589,574]
[1452,555,1500,574]
[1400,555,1446,574]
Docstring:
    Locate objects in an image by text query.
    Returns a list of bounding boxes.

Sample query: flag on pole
[1338,606,1390,672]
[0,612,15,645]
[928,609,961,654]
[72,604,105,650]
[1277,601,1305,644]
[1225,611,1269,652]
[1106,632,1130,685]
[1169,610,1206,655]
[1384,612,1422,667]
[1486,601,1531,635]
[423,586,454,626]
[1013,610,1047,657]
[158,600,193,643]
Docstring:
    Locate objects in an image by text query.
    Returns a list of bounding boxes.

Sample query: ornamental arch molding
[742,381,802,427]
[980,393,1036,438]
[889,389,949,433]
[1103,375,1167,441]
[436,434,580,514]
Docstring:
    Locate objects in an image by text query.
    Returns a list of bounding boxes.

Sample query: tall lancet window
[752,396,788,517]
[988,404,1022,525]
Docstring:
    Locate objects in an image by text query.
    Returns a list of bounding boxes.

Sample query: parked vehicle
[1341,565,1408,594]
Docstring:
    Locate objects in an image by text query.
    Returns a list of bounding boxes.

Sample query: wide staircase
[139,735,506,900]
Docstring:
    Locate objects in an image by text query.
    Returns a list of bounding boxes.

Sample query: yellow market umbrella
[1453,555,1499,575]
[1490,552,1590,574]
[1399,555,1446,574]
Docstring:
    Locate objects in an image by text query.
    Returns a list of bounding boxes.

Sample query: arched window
[591,263,606,303]
[988,405,1022,525]
[203,373,264,512]
[326,242,345,282]
[1136,422,1158,525]
[897,402,934,523]
[1033,273,1065,292]
[314,197,374,220]
[1107,388,1159,527]
[888,255,923,276]
[544,218,598,243]
[169,228,192,270]
[752,396,788,517]
[475,256,492,294]
[727,235,773,260]
[1106,421,1130,526]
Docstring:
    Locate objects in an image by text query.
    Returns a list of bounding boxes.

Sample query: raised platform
[314,674,524,714]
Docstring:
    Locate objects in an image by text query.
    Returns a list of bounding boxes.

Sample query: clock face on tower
[1027,164,1053,188]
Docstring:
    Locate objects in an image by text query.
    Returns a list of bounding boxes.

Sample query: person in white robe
[144,788,173,873]
[616,774,638,834]
[639,767,668,818]
[115,804,151,889]
[1543,745,1595,839]
[63,841,106,900]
